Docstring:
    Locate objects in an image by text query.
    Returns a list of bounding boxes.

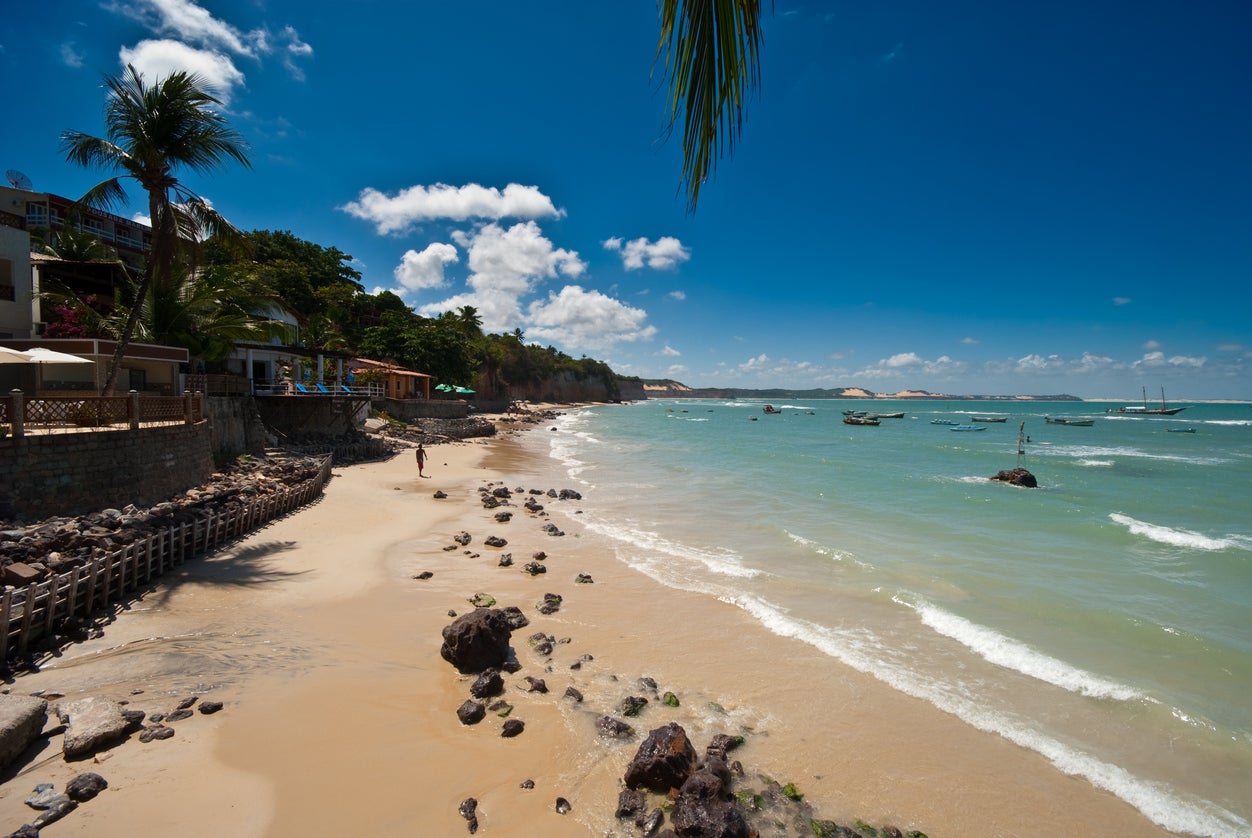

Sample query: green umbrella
[454,386,475,394]
[434,384,452,392]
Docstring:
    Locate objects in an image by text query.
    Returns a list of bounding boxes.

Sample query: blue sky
[3,1,1250,399]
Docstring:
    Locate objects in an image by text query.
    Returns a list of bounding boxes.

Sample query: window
[0,258,12,301]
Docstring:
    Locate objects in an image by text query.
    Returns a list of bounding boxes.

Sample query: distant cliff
[637,380,1081,401]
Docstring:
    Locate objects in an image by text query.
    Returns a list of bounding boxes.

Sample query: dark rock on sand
[597,716,636,740]
[470,668,504,699]
[621,696,649,717]
[138,724,175,742]
[484,535,508,548]
[670,756,750,838]
[559,489,582,500]
[5,823,40,838]
[433,490,447,499]
[536,593,561,614]
[706,733,744,761]
[457,700,486,725]
[523,676,548,694]
[564,686,584,703]
[616,788,647,819]
[440,609,513,674]
[414,571,434,580]
[555,797,571,814]
[497,553,513,567]
[499,606,529,630]
[522,561,546,576]
[642,807,666,836]
[623,722,697,793]
[990,467,1037,488]
[574,573,594,583]
[459,797,478,834]
[453,531,472,546]
[65,772,108,802]
[494,510,512,523]
[501,719,525,738]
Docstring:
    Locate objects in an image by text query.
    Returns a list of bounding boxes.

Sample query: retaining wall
[0,423,215,520]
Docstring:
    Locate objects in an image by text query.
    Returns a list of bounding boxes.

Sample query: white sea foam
[899,597,1147,701]
[1077,458,1114,467]
[725,594,1247,838]
[582,518,763,579]
[784,531,858,565]
[1045,444,1231,466]
[1109,513,1243,551]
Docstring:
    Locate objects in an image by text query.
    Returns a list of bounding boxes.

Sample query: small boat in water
[1045,416,1095,426]
[843,415,880,426]
[930,419,959,425]
[950,425,987,432]
[1167,427,1197,433]
[763,404,782,414]
[1107,387,1186,416]
[870,411,905,419]
[970,416,1008,423]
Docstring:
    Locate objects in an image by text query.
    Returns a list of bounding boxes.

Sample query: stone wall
[379,398,468,422]
[253,394,372,442]
[204,395,274,462]
[0,423,215,520]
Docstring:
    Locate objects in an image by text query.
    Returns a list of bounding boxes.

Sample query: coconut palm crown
[61,64,252,394]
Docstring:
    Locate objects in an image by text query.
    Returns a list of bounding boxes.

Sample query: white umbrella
[0,346,32,364]
[22,347,93,365]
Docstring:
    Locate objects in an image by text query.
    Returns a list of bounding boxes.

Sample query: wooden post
[0,589,11,661]
[129,390,141,430]
[8,390,24,439]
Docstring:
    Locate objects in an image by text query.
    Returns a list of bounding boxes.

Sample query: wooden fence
[2,390,203,437]
[0,454,333,663]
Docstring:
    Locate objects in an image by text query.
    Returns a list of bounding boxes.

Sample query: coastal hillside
[638,380,1081,401]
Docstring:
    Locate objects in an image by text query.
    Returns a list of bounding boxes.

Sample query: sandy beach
[0,412,1173,837]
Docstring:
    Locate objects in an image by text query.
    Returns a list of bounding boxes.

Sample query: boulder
[469,669,504,699]
[60,697,131,759]
[0,695,48,768]
[623,722,697,793]
[65,772,108,802]
[670,757,751,838]
[990,467,1037,488]
[440,609,513,674]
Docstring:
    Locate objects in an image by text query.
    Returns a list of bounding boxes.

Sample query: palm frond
[655,0,768,212]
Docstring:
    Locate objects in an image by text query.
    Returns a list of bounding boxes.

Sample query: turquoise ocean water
[523,399,1252,836]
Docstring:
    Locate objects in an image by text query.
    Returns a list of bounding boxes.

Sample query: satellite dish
[5,169,33,191]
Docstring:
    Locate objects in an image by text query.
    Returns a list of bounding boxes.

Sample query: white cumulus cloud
[527,286,656,349]
[120,39,247,103]
[603,236,691,270]
[394,243,459,292]
[341,183,564,236]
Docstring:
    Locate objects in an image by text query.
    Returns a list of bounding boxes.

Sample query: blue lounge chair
[295,383,312,394]
[315,383,330,394]
[340,385,353,394]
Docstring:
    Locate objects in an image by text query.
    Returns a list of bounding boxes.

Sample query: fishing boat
[843,415,880,426]
[870,412,905,419]
[763,405,782,414]
[970,416,1008,423]
[950,425,987,432]
[1045,416,1095,426]
[1107,387,1186,415]
[1167,427,1197,434]
[930,419,959,425]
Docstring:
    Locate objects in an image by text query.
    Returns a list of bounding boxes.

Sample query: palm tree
[61,64,252,394]
[655,0,768,211]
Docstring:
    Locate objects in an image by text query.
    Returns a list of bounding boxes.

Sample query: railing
[2,391,203,437]
[0,454,334,662]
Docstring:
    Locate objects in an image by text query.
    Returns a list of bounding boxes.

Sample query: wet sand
[0,418,1173,836]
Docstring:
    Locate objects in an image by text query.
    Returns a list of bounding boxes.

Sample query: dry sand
[0,415,1173,836]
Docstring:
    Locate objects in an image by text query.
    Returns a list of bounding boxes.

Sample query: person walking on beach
[416,443,428,478]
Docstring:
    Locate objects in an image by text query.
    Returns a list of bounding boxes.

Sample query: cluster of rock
[0,691,223,835]
[0,454,329,589]
[431,498,927,837]
[383,417,498,445]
